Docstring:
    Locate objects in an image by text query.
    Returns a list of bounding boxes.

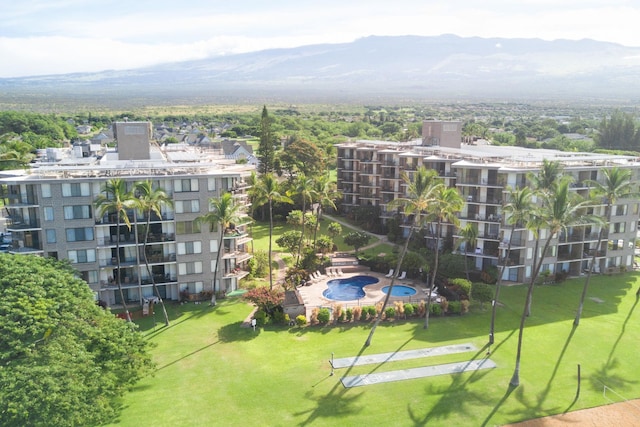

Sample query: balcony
[6,218,41,231]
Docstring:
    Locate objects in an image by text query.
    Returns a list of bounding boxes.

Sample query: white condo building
[0,122,254,305]
[337,120,640,283]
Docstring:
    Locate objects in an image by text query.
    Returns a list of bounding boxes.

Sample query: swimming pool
[382,285,417,296]
[323,275,379,301]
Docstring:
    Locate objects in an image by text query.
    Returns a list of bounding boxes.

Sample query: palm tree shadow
[588,296,639,395]
[406,345,495,425]
[480,385,517,427]
[155,340,220,371]
[294,343,371,426]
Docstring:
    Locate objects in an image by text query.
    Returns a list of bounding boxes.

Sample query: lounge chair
[337,268,344,276]
[327,268,335,277]
[385,269,394,278]
[398,271,407,280]
[315,270,325,279]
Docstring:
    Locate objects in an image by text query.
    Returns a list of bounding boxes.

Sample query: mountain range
[3,34,640,104]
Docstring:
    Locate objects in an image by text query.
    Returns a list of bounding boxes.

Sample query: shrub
[352,306,362,321]
[272,310,287,324]
[333,304,343,321]
[254,309,268,326]
[404,303,415,317]
[346,308,353,322]
[394,301,405,318]
[362,306,374,320]
[310,307,319,325]
[439,297,449,314]
[417,300,426,317]
[461,299,470,314]
[448,300,462,315]
[470,283,493,309]
[384,307,396,319]
[448,278,472,299]
[317,308,331,324]
[339,311,346,322]
[295,315,307,327]
[430,303,442,316]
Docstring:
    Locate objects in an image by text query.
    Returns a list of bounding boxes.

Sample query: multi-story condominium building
[337,120,640,283]
[0,121,254,305]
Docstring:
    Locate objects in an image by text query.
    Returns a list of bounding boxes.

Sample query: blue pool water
[323,275,380,301]
[382,285,417,296]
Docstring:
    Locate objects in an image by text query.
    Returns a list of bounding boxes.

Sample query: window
[175,200,200,214]
[610,222,626,233]
[182,281,204,294]
[62,183,90,197]
[176,221,201,235]
[41,184,52,198]
[79,270,98,284]
[44,207,54,221]
[66,227,94,242]
[46,229,56,243]
[178,261,203,275]
[208,178,217,191]
[177,241,202,255]
[210,239,219,253]
[175,178,199,192]
[68,249,96,264]
[64,205,92,220]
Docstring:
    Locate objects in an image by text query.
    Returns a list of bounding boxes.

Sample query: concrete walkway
[341,358,497,388]
[331,343,477,369]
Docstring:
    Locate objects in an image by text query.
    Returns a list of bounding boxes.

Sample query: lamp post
[330,352,335,376]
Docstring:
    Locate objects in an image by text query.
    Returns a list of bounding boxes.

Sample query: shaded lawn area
[109,273,640,427]
[251,218,364,254]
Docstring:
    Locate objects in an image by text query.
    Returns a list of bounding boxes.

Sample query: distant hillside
[2,34,640,105]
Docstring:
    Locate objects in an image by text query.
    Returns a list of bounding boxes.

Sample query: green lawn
[251,217,367,254]
[110,273,640,426]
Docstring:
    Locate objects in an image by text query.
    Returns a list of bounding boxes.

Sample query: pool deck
[297,270,432,319]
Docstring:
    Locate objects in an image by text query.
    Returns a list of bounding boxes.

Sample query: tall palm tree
[196,192,241,305]
[311,174,340,251]
[95,178,136,322]
[291,174,315,266]
[425,186,464,329]
[510,178,589,387]
[253,173,292,290]
[575,167,635,326]
[365,167,441,347]
[489,186,533,345]
[526,159,563,317]
[134,180,173,326]
[457,223,478,281]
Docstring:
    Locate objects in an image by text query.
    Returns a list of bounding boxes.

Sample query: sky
[1,0,639,78]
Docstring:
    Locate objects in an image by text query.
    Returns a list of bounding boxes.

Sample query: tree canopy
[0,255,154,427]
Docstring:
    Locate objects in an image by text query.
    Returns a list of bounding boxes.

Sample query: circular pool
[381,285,417,297]
[323,275,379,301]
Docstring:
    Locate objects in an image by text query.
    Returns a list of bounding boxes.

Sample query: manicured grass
[251,217,364,254]
[110,273,640,426]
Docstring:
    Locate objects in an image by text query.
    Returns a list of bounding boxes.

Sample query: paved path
[341,359,497,388]
[331,343,477,369]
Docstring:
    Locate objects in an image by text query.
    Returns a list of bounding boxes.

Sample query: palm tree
[253,173,292,290]
[365,167,441,347]
[94,178,136,322]
[134,180,173,326]
[457,223,478,281]
[196,192,241,305]
[575,167,635,326]
[311,174,340,251]
[489,186,533,345]
[291,174,314,266]
[526,159,563,317]
[425,186,464,329]
[510,178,589,387]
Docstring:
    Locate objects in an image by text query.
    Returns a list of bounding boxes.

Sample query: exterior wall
[113,121,152,160]
[422,120,462,148]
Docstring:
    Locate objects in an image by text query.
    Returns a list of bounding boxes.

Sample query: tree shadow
[155,340,220,371]
[480,385,517,427]
[217,321,261,342]
[588,294,639,395]
[406,345,495,425]
[294,343,371,426]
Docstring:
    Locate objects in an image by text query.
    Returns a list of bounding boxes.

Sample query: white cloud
[1,1,640,77]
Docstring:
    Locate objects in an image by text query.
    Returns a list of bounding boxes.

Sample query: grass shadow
[217,321,261,342]
[155,340,220,372]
